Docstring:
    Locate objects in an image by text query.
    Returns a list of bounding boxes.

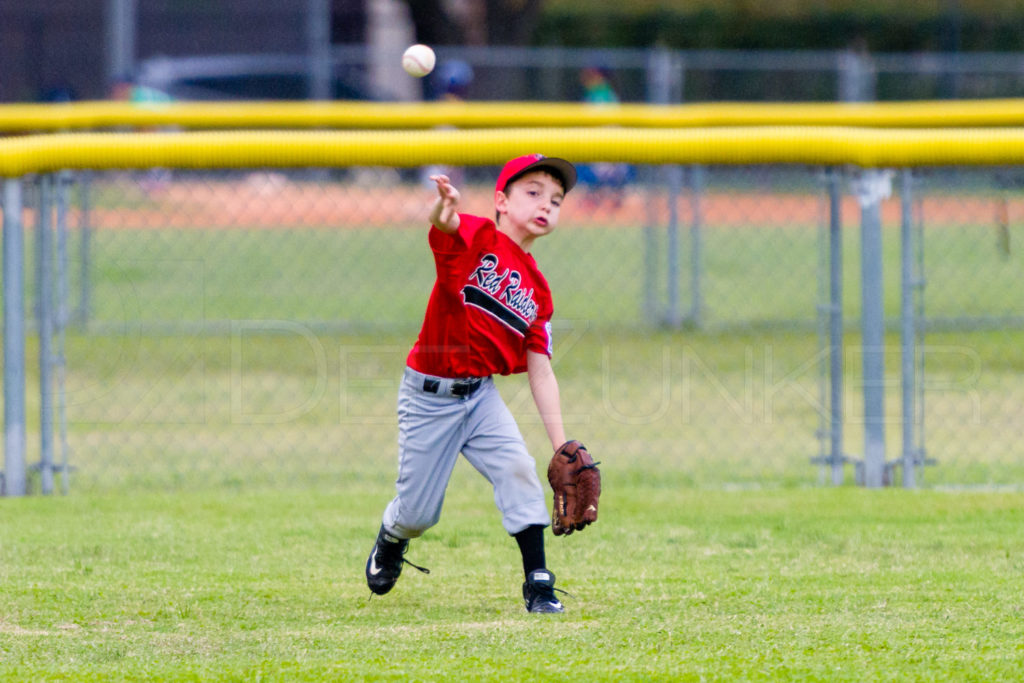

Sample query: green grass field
[3,177,1024,678]
[69,218,1024,330]
[3,484,1024,680]
[44,325,1024,493]
[6,179,1024,491]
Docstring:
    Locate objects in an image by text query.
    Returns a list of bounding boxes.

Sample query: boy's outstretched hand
[429,174,461,233]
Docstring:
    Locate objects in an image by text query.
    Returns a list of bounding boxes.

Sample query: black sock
[513,525,547,578]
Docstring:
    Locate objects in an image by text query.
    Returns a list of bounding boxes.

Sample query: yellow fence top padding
[2,99,1024,131]
[3,127,1024,176]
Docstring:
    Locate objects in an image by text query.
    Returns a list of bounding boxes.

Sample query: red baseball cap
[495,154,577,195]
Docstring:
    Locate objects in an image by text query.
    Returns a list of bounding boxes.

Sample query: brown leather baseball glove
[547,440,601,536]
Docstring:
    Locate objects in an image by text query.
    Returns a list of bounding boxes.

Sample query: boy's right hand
[429,174,461,233]
[431,174,460,203]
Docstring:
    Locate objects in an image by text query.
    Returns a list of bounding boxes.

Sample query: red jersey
[407,213,554,378]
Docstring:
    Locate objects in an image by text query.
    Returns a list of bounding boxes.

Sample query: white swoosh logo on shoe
[368,550,383,576]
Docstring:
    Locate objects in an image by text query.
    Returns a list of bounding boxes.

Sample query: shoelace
[402,556,430,574]
[373,539,431,577]
[394,541,430,575]
[367,549,430,601]
[529,581,572,602]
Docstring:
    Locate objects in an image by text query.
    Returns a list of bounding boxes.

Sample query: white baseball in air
[402,44,436,78]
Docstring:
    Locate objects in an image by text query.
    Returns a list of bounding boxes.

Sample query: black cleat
[365,525,428,595]
[523,569,565,613]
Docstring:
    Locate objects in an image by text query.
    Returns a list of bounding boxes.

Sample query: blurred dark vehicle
[136,53,372,101]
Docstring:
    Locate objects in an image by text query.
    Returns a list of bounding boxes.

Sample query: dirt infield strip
[6,179,1017,230]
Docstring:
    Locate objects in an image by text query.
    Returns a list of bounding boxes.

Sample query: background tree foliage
[536,0,1024,51]
[401,0,544,46]
[404,0,1024,51]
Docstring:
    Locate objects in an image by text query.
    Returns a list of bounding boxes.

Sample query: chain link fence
[138,46,1024,104]
[3,162,1022,493]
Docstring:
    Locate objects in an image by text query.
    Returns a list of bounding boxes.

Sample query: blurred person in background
[433,59,474,103]
[109,73,172,106]
[577,65,632,211]
[580,65,618,106]
[421,60,475,188]
[109,73,174,193]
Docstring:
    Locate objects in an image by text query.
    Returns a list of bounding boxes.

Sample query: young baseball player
[365,154,577,613]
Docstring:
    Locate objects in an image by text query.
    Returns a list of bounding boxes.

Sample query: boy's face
[495,170,565,239]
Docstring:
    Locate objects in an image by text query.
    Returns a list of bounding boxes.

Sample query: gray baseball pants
[381,366,549,539]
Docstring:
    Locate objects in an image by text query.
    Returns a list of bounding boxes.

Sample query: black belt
[423,377,483,397]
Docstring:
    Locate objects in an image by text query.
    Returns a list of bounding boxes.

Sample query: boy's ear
[494,190,510,217]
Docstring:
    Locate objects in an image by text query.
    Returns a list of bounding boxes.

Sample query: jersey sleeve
[525,308,554,358]
[428,213,491,254]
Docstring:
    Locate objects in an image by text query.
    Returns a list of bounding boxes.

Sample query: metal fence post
[56,171,73,494]
[648,49,688,330]
[827,170,846,485]
[642,166,660,324]
[838,49,877,102]
[107,0,137,86]
[813,168,848,485]
[645,47,683,104]
[899,169,917,489]
[662,164,704,329]
[36,175,55,495]
[665,165,683,328]
[688,165,705,329]
[898,168,933,488]
[855,169,892,487]
[827,169,846,484]
[306,0,331,100]
[3,178,27,497]
[912,173,929,483]
[77,171,93,329]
